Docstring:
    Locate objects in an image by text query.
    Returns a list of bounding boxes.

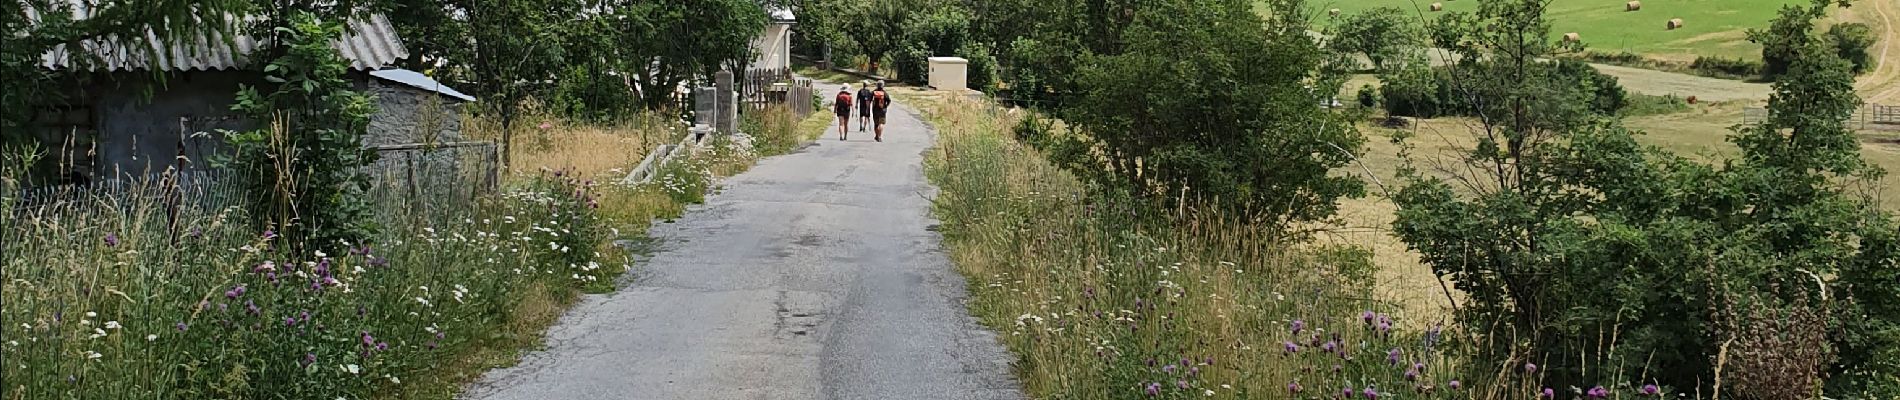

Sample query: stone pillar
[714,70,736,136]
[694,87,716,127]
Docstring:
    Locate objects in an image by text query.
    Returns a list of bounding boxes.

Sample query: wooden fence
[741,68,815,117]
[1744,103,1900,131]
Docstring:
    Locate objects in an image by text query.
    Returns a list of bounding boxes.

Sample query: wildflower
[1587,386,1609,398]
[285,317,297,327]
[1361,310,1376,324]
[1404,369,1418,381]
[1291,319,1304,335]
[1386,348,1402,365]
[1447,380,1461,390]
[145,334,157,341]
[254,261,276,273]
[103,321,120,330]
[1641,384,1660,396]
[1203,356,1214,365]
[1284,341,1299,353]
[225,285,246,299]
[1343,387,1355,398]
[84,351,102,360]
[104,232,119,247]
[85,311,96,318]
[376,342,389,351]
[539,122,553,130]
[245,300,260,315]
[1176,380,1189,390]
[1145,382,1160,396]
[1163,365,1177,374]
[362,332,376,346]
[263,229,277,240]
[1363,387,1379,399]
[1524,362,1538,374]
[1287,382,1301,393]
[1322,340,1338,353]
[1541,388,1556,398]
[344,364,361,375]
[175,322,188,331]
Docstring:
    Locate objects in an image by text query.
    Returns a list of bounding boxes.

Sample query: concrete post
[714,70,736,136]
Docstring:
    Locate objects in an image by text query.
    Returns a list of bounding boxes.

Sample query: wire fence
[1744,103,1900,131]
[6,140,502,244]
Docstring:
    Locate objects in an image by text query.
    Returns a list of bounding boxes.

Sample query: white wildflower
[344,364,361,374]
[104,321,120,329]
[145,334,157,341]
[84,351,102,360]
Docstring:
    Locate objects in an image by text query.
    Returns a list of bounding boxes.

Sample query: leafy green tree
[1393,0,1896,394]
[1328,7,1424,73]
[224,12,379,251]
[1827,22,1876,74]
[1749,0,1848,79]
[1059,0,1363,228]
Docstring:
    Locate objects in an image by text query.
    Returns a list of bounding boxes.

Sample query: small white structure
[927,57,969,91]
[750,7,796,70]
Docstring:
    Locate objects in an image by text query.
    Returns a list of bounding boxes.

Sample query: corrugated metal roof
[768,6,795,22]
[39,14,408,72]
[371,68,476,102]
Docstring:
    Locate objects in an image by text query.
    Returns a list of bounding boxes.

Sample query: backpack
[835,92,853,108]
[872,90,888,109]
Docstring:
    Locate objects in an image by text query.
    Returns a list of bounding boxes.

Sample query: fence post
[716,70,736,136]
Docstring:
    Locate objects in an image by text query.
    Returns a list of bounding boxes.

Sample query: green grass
[1302,0,1805,60]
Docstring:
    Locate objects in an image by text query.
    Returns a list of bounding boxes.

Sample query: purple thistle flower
[300,311,311,322]
[1404,369,1419,381]
[1163,364,1177,374]
[1344,387,1355,398]
[426,340,438,349]
[376,342,389,351]
[104,232,119,247]
[1188,366,1198,376]
[361,332,375,346]
[1284,341,1300,353]
[1291,319,1305,335]
[1642,384,1660,396]
[1447,380,1461,390]
[1287,382,1301,393]
[302,353,316,366]
[1146,358,1156,367]
[1145,382,1160,396]
[245,300,259,315]
[1363,387,1379,399]
[1541,388,1556,398]
[1322,340,1338,353]
[175,322,188,331]
[1386,348,1402,365]
[1176,380,1188,390]
[224,285,244,299]
[284,317,296,327]
[1587,386,1609,398]
[1414,362,1425,371]
[187,227,203,238]
[1525,362,1538,374]
[1180,358,1190,367]
[1361,310,1376,324]
[1203,356,1214,365]
[262,229,277,240]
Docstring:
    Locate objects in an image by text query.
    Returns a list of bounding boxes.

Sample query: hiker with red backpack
[834,85,854,141]
[871,81,892,142]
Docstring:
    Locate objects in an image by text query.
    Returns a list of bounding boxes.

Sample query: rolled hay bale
[1667,18,1684,30]
[1329,8,1341,16]
[1563,32,1581,42]
[1626,1,1641,11]
[1431,2,1444,11]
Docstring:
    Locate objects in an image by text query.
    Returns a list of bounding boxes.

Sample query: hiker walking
[856,82,874,133]
[834,85,854,141]
[871,81,892,142]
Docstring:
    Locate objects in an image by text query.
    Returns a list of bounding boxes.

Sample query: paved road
[465,99,1023,399]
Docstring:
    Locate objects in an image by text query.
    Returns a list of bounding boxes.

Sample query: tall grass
[912,94,1682,399]
[0,104,804,399]
[0,163,621,398]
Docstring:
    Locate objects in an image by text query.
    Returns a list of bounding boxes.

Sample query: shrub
[957,42,999,92]
[1380,66,1442,118]
[1691,56,1764,79]
[1827,22,1876,74]
[1356,84,1378,109]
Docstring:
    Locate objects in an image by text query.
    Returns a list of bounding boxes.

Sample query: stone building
[22,14,474,186]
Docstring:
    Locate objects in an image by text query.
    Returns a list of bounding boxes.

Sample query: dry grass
[463,113,681,181]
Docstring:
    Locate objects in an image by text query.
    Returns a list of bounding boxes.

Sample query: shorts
[874,114,887,125]
[859,107,872,117]
[836,109,851,118]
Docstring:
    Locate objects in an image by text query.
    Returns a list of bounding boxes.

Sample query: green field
[1304,0,1805,60]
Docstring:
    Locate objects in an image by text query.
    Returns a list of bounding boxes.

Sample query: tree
[1059,0,1364,228]
[1328,7,1424,73]
[1749,0,1850,79]
[1827,22,1876,74]
[1393,0,1896,394]
[224,12,379,251]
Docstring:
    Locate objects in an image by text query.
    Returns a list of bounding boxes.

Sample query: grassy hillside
[1304,0,1804,60]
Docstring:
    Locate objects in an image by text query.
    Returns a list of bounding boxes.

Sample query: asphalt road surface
[464,99,1024,400]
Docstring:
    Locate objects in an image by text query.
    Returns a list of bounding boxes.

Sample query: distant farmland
[1303,0,1805,61]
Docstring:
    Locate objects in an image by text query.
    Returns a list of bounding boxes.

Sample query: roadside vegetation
[826,0,1899,397]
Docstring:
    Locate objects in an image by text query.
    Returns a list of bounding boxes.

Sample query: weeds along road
[465,95,1023,399]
